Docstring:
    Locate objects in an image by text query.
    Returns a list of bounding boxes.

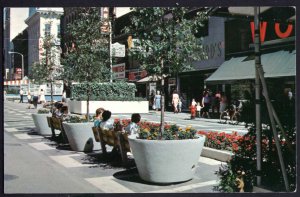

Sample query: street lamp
[8,51,24,80]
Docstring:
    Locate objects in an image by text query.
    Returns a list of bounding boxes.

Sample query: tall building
[25,8,63,74]
[3,8,29,80]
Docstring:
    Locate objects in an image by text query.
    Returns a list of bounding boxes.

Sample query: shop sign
[250,21,294,43]
[128,70,147,81]
[112,63,125,79]
[168,78,176,85]
[16,68,22,74]
[112,42,125,57]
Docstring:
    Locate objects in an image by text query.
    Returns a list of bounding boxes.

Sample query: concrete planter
[128,135,206,183]
[32,113,52,136]
[68,100,149,114]
[62,122,101,152]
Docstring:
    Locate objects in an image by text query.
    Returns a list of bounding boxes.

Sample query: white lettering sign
[112,42,125,57]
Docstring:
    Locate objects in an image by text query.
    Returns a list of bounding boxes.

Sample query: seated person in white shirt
[124,113,141,135]
[99,110,114,131]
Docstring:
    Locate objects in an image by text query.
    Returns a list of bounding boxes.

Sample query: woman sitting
[94,108,105,127]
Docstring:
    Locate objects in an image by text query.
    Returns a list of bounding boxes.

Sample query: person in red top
[189,98,197,119]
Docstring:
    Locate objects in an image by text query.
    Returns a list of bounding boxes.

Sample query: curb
[201,147,233,162]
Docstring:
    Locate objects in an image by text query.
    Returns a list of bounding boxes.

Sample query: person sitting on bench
[99,110,114,131]
[124,113,141,135]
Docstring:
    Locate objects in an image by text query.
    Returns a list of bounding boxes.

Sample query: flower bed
[114,119,199,140]
[197,131,243,152]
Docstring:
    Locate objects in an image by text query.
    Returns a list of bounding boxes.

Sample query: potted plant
[32,108,53,136]
[128,123,205,183]
[124,7,208,183]
[62,115,100,152]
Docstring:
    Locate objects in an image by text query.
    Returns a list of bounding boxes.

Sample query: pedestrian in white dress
[39,89,46,103]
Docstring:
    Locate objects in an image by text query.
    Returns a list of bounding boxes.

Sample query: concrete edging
[201,147,233,162]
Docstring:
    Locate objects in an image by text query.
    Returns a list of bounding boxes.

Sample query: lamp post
[9,51,24,80]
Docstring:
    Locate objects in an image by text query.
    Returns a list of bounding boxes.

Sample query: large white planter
[68,100,149,114]
[62,122,101,152]
[32,113,52,136]
[128,135,206,183]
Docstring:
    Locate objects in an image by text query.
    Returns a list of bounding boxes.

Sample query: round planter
[62,122,101,152]
[128,135,206,184]
[32,113,52,136]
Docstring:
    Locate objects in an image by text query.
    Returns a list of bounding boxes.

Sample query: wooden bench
[47,116,68,143]
[92,127,131,165]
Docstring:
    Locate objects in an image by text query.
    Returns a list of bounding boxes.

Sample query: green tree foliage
[30,32,62,85]
[62,8,111,120]
[124,7,208,134]
[30,24,62,113]
[124,7,207,75]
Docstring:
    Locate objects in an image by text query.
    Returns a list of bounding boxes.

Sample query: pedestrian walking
[39,89,46,103]
[154,91,161,112]
[196,102,202,118]
[27,91,33,109]
[178,96,182,113]
[219,92,228,114]
[189,98,197,119]
[62,90,67,103]
[32,90,39,109]
[19,88,24,103]
[4,90,7,101]
[201,91,211,118]
[172,90,179,113]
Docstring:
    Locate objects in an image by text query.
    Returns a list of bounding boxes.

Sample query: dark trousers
[19,95,24,103]
[33,96,38,108]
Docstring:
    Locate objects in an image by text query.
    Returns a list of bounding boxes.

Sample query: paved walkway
[4,100,226,193]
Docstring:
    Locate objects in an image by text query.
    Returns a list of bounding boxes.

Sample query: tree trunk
[86,83,90,121]
[50,81,54,115]
[160,59,165,137]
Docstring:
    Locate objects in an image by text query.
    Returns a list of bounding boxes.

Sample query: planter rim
[128,134,205,142]
[62,122,94,125]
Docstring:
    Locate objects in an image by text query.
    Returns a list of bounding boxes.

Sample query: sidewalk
[4,100,223,193]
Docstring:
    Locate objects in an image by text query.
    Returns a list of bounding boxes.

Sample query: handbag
[152,104,156,110]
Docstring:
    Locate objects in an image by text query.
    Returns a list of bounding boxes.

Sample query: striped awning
[4,80,29,86]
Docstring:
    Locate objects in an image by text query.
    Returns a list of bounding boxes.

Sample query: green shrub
[71,82,145,101]
[37,108,50,114]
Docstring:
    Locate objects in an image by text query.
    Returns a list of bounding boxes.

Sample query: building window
[57,24,61,38]
[45,24,51,36]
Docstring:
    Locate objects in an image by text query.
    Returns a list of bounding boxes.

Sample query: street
[4,101,248,193]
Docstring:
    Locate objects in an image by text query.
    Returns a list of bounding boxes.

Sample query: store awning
[205,50,296,84]
[136,74,168,83]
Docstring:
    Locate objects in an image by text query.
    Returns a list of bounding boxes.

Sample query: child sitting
[124,113,141,135]
[99,110,114,131]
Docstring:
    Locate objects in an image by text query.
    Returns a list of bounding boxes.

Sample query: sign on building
[111,42,125,57]
[112,63,125,79]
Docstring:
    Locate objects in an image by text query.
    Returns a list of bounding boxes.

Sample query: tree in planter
[124,7,208,135]
[62,8,111,121]
[30,25,62,113]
